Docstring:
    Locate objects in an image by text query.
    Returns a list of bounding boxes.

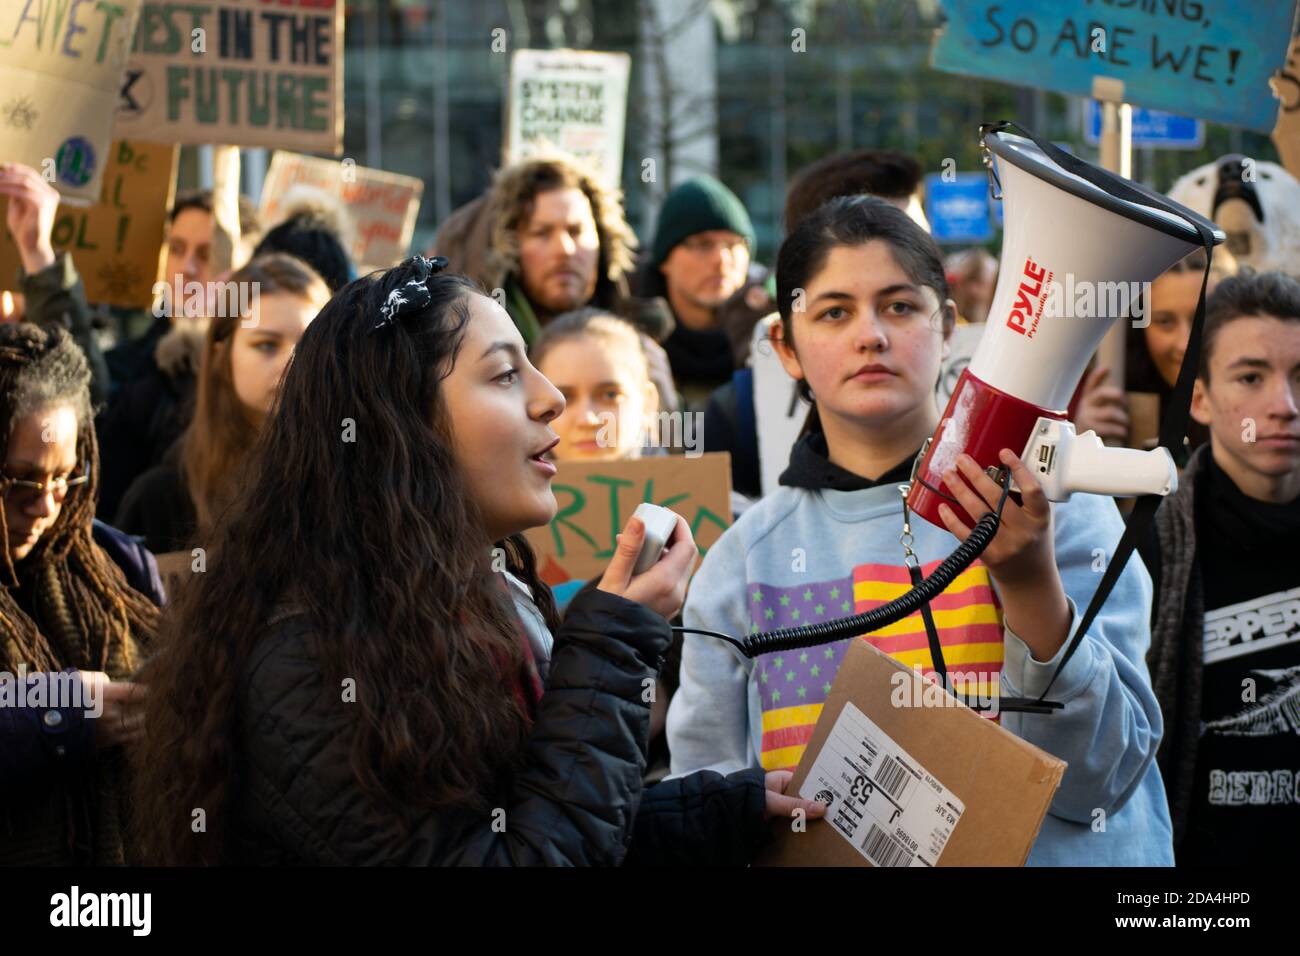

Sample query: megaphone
[907,129,1225,529]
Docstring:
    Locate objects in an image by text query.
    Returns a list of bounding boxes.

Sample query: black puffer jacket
[229,588,768,865]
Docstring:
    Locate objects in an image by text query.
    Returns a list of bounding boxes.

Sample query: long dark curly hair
[0,323,158,676]
[132,262,559,865]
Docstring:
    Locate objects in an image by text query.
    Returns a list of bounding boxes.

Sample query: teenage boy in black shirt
[1143,271,1300,865]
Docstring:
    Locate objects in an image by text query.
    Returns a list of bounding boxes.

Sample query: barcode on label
[862,824,913,867]
[873,754,908,800]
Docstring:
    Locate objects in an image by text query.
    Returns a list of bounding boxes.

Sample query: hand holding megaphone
[934,449,1055,587]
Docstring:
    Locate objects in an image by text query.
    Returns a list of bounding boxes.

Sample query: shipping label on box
[758,639,1066,867]
[799,700,966,867]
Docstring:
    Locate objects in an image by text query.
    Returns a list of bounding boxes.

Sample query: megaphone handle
[1059,435,1177,499]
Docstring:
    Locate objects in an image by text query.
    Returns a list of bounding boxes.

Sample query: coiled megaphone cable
[670,470,1065,714]
[672,471,1012,658]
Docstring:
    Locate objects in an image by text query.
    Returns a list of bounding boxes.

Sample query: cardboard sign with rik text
[526,452,732,585]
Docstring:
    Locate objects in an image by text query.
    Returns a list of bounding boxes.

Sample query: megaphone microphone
[906,128,1223,528]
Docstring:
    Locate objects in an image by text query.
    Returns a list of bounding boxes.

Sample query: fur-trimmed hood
[153,319,208,381]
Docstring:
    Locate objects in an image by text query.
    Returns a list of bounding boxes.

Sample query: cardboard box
[757,639,1066,867]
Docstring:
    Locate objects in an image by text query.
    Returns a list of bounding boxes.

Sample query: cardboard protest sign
[152,550,192,601]
[115,0,343,153]
[0,0,144,203]
[506,48,631,188]
[0,139,178,309]
[932,0,1298,131]
[749,317,806,498]
[1271,33,1300,180]
[259,151,423,271]
[757,640,1065,867]
[525,452,732,584]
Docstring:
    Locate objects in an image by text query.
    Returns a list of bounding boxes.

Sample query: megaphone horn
[906,128,1224,529]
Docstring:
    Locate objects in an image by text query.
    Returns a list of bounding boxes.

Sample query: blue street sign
[925,172,993,244]
[1083,100,1204,149]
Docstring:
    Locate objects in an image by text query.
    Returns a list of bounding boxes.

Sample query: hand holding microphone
[598,504,697,621]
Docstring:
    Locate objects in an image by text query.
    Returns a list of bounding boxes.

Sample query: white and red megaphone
[908,128,1224,528]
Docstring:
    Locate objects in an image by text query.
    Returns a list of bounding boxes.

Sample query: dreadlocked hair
[0,323,159,677]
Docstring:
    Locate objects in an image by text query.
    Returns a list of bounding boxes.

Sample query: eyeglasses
[0,467,89,504]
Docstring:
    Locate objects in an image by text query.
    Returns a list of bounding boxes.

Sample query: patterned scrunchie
[370,255,449,333]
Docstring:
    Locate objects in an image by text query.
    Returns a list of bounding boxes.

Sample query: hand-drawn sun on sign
[97,260,145,304]
[1,97,38,131]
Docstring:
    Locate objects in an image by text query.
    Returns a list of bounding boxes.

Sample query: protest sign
[749,317,806,499]
[153,550,191,600]
[932,0,1297,131]
[0,139,178,309]
[506,48,631,188]
[115,0,343,153]
[1271,33,1300,180]
[259,151,423,271]
[525,452,731,584]
[0,0,144,203]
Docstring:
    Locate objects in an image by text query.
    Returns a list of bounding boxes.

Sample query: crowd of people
[0,132,1296,867]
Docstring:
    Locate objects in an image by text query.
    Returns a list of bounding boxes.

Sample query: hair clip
[370,256,449,333]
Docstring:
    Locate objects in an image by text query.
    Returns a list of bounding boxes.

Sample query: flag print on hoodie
[749,560,1004,771]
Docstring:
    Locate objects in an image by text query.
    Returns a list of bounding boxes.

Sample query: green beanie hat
[652,176,755,266]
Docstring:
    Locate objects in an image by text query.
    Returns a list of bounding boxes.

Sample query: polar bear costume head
[1167,155,1300,274]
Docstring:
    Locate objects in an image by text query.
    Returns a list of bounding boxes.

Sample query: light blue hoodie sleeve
[999,493,1163,823]
[666,517,757,777]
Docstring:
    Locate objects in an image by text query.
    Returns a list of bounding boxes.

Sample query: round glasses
[0,468,89,506]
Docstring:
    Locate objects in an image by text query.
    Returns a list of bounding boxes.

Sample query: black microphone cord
[672,471,1013,659]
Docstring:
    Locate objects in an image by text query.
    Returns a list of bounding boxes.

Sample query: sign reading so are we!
[0,0,144,203]
[116,0,343,154]
[932,0,1298,132]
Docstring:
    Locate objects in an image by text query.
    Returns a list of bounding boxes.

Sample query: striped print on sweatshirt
[750,558,1004,771]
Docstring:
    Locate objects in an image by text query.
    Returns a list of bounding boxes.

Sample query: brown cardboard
[757,639,1066,867]
[1126,391,1162,452]
[0,140,178,309]
[525,452,731,583]
[152,550,192,602]
[259,151,423,272]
